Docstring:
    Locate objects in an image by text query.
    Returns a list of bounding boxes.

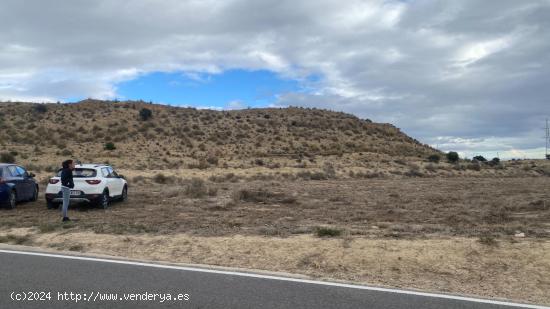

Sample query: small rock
[514,232,525,238]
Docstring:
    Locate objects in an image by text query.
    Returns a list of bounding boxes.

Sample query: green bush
[139,108,153,121]
[104,142,116,151]
[446,151,459,163]
[0,152,16,163]
[427,154,440,163]
[473,155,487,162]
[316,227,342,237]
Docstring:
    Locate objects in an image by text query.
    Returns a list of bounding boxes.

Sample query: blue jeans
[61,187,70,218]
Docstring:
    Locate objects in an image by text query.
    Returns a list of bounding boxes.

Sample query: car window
[107,167,118,177]
[16,166,27,177]
[73,169,97,178]
[101,168,109,177]
[74,168,98,178]
[8,166,19,177]
[0,168,3,177]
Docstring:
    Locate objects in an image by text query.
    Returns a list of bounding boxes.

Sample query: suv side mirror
[28,173,36,178]
[118,174,125,179]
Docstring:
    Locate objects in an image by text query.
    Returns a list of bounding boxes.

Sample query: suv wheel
[99,190,110,209]
[30,186,38,202]
[7,190,16,209]
[121,186,128,202]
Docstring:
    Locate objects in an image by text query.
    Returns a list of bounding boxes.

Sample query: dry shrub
[478,235,498,247]
[233,189,297,204]
[482,207,511,224]
[316,227,342,237]
[185,178,216,198]
[405,164,424,177]
[153,173,174,184]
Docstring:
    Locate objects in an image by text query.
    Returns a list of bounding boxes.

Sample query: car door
[17,166,34,199]
[101,167,116,197]
[107,167,123,196]
[7,166,27,201]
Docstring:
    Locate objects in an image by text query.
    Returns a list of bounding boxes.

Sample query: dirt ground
[1,176,550,305]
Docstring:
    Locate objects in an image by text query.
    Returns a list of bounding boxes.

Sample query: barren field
[1,175,549,304]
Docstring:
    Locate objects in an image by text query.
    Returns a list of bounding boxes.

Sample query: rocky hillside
[0,100,438,170]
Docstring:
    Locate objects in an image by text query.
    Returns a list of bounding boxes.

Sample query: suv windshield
[56,168,97,178]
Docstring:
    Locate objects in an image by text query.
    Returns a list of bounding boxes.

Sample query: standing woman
[60,159,75,222]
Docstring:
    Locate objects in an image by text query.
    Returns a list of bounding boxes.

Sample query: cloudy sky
[1,0,549,159]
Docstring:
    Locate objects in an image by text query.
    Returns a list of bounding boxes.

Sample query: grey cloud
[0,0,549,157]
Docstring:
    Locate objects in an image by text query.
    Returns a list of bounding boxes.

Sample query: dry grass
[0,174,549,304]
[2,176,549,238]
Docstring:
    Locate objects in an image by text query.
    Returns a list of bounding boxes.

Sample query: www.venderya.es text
[10,291,190,304]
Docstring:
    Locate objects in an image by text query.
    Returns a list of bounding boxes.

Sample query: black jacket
[60,168,74,188]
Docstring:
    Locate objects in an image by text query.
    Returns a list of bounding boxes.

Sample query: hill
[0,100,438,171]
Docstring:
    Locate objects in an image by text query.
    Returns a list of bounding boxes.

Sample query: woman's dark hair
[62,159,73,169]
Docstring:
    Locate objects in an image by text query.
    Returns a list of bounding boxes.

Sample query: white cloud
[225,100,246,110]
[454,37,512,67]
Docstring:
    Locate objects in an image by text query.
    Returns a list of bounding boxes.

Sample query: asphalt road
[0,249,547,309]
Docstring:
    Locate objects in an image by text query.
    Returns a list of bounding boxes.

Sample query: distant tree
[427,154,441,163]
[491,157,500,165]
[473,155,487,162]
[446,151,459,163]
[139,108,153,121]
[104,142,116,151]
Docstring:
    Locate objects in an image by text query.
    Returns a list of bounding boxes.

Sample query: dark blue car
[0,164,39,209]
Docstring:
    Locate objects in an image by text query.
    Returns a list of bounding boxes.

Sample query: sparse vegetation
[0,100,440,170]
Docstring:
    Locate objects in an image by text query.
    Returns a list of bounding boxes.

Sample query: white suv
[45,164,128,209]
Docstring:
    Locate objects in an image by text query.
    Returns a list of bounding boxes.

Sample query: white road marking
[0,249,548,309]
